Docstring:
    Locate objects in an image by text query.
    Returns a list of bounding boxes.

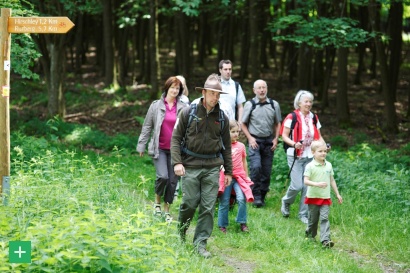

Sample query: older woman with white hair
[280,90,327,224]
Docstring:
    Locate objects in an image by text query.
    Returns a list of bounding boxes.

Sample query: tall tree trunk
[175,11,191,77]
[297,44,312,90]
[149,0,160,99]
[249,0,260,80]
[239,1,250,81]
[135,17,148,82]
[387,1,403,102]
[101,0,119,89]
[336,47,350,126]
[197,14,207,67]
[74,13,85,74]
[368,0,398,133]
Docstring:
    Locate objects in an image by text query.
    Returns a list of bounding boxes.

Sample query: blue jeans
[218,178,247,227]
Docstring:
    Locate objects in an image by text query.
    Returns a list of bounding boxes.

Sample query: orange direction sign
[8,17,75,34]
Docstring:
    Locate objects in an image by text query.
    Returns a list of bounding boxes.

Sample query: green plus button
[9,241,31,263]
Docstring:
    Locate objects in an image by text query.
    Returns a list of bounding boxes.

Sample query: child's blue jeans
[217,178,247,227]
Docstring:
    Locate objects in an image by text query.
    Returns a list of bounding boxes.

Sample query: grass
[0,131,409,272]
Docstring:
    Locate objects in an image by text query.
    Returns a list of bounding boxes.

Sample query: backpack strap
[234,81,239,120]
[248,98,276,118]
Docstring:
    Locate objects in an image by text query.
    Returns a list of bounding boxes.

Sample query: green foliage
[270,16,373,48]
[329,135,350,150]
[2,132,409,272]
[2,145,206,272]
[1,0,41,80]
[17,117,137,153]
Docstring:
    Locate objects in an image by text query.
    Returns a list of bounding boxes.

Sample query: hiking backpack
[248,98,276,118]
[282,111,318,152]
[180,103,226,158]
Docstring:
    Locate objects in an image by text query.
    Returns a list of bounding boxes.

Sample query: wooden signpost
[0,8,74,204]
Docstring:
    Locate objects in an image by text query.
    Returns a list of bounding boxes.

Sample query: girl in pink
[218,120,254,233]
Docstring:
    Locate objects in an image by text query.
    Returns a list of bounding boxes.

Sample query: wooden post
[0,8,11,203]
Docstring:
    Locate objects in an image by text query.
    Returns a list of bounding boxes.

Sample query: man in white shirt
[219,60,246,123]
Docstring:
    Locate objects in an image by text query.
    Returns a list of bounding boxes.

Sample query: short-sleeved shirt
[304,159,334,199]
[220,78,246,118]
[242,97,282,138]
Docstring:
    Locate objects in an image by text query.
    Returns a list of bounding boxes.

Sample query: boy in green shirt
[304,140,343,248]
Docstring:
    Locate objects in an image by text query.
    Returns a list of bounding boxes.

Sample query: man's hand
[174,163,185,177]
[224,174,232,186]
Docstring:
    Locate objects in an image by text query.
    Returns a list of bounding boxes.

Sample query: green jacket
[171,99,233,175]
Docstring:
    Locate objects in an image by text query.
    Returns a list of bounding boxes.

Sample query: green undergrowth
[0,132,409,272]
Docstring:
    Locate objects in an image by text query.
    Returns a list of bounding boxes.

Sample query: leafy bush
[1,146,208,272]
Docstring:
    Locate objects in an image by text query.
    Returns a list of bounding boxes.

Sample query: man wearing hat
[171,73,233,258]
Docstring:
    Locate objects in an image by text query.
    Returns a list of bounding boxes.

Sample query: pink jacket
[219,170,254,202]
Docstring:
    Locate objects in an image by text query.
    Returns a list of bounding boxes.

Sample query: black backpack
[282,111,318,152]
[180,103,226,159]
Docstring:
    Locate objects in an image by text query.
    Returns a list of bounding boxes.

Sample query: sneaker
[219,227,227,234]
[300,216,308,224]
[197,247,211,259]
[322,240,334,248]
[164,213,172,223]
[153,203,161,216]
[240,223,249,232]
[281,201,290,217]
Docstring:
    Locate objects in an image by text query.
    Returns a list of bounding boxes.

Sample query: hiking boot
[197,247,211,259]
[240,223,249,232]
[281,201,290,217]
[322,240,334,248]
[253,196,263,208]
[219,226,227,234]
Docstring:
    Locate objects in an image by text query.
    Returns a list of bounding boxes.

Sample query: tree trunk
[368,0,398,133]
[149,0,160,99]
[135,17,148,82]
[175,11,191,78]
[297,44,312,90]
[239,1,250,81]
[336,47,350,127]
[387,1,403,102]
[101,0,113,85]
[249,0,260,80]
[34,34,67,118]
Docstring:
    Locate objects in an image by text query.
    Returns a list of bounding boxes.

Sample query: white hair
[294,90,314,110]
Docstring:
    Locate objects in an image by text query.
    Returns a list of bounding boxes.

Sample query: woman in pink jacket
[218,120,254,233]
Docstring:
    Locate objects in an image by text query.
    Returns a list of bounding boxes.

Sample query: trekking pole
[287,140,303,177]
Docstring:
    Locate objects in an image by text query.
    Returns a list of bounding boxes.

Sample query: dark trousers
[248,135,274,198]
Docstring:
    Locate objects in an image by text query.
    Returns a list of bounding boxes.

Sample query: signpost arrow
[8,16,75,34]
